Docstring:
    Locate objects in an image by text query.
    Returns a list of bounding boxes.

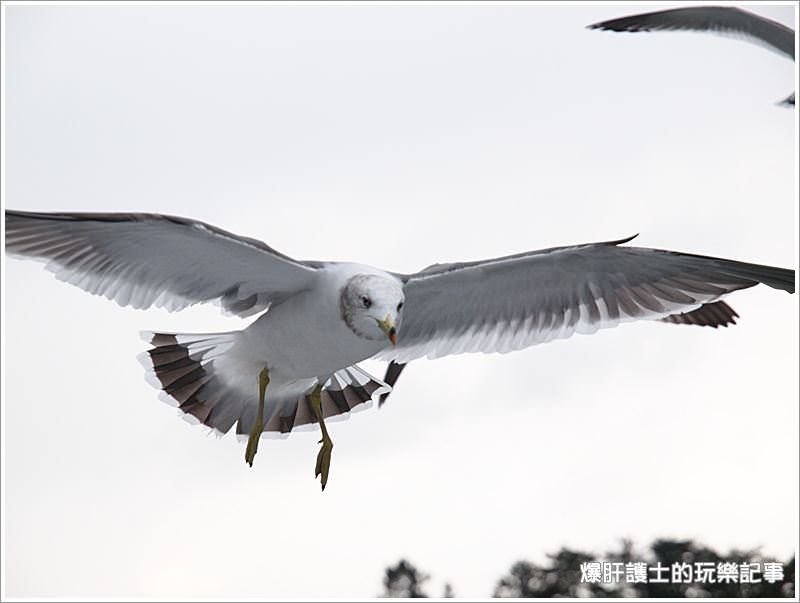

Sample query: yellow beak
[377,315,397,345]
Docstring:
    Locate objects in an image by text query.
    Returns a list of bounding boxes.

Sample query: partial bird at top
[588,5,796,106]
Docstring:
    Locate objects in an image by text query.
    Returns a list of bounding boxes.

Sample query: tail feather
[139,330,389,438]
[255,368,387,437]
[661,300,739,328]
[138,331,234,427]
[379,361,408,407]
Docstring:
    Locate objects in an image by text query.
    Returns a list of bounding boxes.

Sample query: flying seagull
[588,6,796,106]
[5,210,795,489]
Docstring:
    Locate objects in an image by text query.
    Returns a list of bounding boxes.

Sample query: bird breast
[241,265,390,379]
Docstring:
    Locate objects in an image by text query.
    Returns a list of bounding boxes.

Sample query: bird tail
[138,330,391,438]
[138,330,244,432]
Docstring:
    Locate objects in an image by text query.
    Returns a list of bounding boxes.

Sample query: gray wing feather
[5,210,319,316]
[588,6,795,59]
[380,237,794,363]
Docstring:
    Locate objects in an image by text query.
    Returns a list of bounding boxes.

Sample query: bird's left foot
[309,384,334,490]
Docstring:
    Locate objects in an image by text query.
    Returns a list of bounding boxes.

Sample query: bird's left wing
[378,236,794,363]
[5,210,321,316]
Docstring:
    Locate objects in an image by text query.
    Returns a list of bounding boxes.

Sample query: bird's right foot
[244,366,270,467]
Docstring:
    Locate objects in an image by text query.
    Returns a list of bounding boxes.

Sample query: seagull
[588,5,796,106]
[5,210,796,489]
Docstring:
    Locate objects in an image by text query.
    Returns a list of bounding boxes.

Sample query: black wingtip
[586,18,645,32]
[586,21,622,32]
[604,233,639,246]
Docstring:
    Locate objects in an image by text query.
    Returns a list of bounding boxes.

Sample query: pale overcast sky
[2,2,797,599]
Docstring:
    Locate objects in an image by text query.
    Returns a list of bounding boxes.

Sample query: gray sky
[2,2,797,598]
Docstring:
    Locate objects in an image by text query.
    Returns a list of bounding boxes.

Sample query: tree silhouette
[494,549,607,597]
[381,559,429,598]
[380,540,794,598]
[493,539,795,598]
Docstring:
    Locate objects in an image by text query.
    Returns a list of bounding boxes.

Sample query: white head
[340,274,405,344]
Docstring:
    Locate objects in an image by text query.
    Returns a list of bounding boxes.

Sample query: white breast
[239,263,396,379]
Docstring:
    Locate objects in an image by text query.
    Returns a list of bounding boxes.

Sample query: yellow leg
[245,367,270,467]
[310,384,333,490]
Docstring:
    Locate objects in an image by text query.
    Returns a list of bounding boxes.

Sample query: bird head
[340,274,404,345]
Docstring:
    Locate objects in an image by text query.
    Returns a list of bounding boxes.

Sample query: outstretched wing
[378,236,794,363]
[5,210,321,316]
[588,6,795,59]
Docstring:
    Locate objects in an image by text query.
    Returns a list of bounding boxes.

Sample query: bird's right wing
[5,210,321,316]
[377,236,794,364]
[588,6,795,59]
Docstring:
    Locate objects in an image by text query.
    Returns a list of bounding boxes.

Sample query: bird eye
[361,296,372,308]
[397,302,404,311]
